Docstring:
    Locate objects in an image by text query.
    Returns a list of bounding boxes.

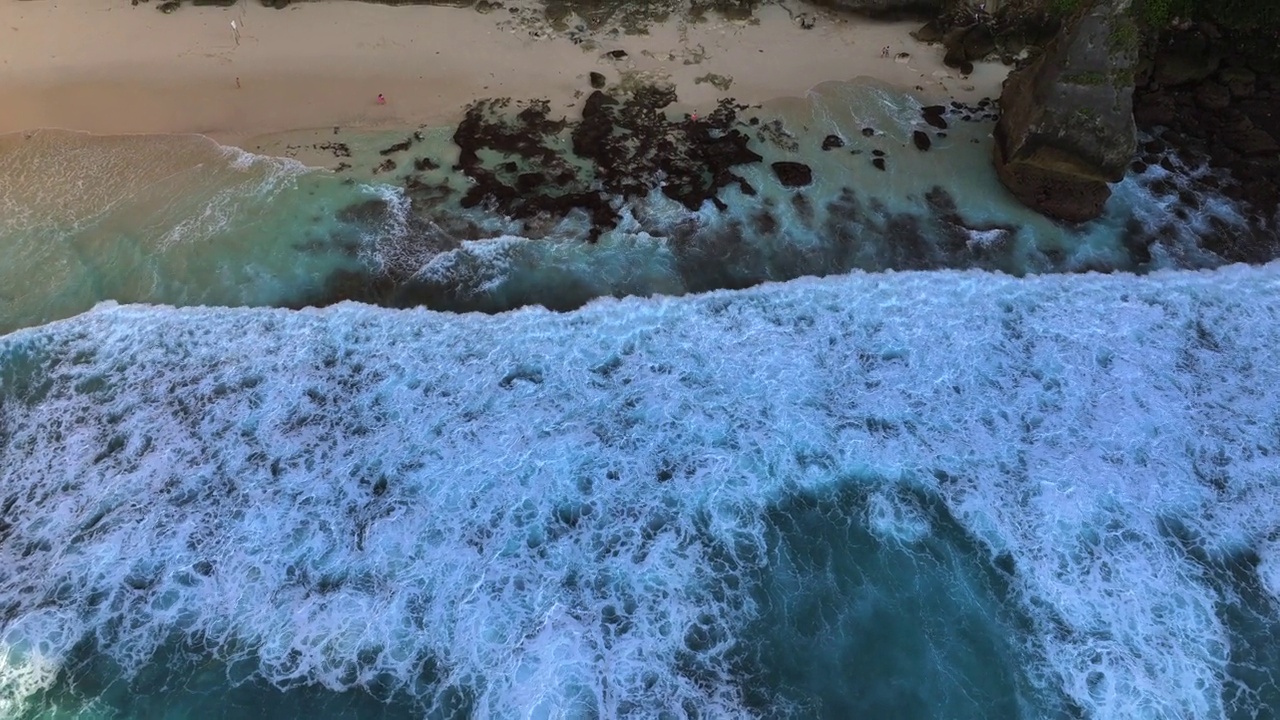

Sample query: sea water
[2,265,1280,719]
[0,83,1253,335]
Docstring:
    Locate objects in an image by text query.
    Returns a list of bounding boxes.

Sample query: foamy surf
[2,264,1279,718]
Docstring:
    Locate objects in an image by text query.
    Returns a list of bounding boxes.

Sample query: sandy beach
[0,0,1007,146]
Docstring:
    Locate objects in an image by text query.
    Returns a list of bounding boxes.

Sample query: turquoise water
[3,266,1280,718]
[0,131,388,335]
[0,83,1247,335]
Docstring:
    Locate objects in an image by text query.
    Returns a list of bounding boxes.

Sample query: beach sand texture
[0,0,1007,144]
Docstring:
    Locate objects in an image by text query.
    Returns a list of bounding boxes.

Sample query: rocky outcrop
[914,1,1061,69]
[1131,23,1280,261]
[992,0,1139,222]
[449,88,762,241]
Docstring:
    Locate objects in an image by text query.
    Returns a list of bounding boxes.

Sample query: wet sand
[0,0,1007,146]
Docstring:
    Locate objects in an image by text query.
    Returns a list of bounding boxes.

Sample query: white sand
[0,0,1007,145]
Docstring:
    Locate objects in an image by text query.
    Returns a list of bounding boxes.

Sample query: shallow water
[3,265,1280,719]
[0,82,1249,335]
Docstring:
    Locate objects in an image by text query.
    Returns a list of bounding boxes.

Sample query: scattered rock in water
[605,50,628,60]
[452,89,762,241]
[373,158,397,174]
[912,130,932,151]
[336,198,394,226]
[861,127,876,137]
[756,119,799,152]
[379,138,414,156]
[821,134,845,151]
[157,0,180,13]
[872,149,886,157]
[791,193,814,224]
[872,157,887,171]
[771,161,813,188]
[921,104,948,129]
[589,72,607,89]
[414,157,440,171]
[925,186,1018,259]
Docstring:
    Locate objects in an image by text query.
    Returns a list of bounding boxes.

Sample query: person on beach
[377,93,386,105]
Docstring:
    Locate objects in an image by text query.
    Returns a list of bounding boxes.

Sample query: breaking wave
[2,264,1279,718]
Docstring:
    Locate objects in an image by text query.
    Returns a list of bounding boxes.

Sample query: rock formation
[992,0,1139,222]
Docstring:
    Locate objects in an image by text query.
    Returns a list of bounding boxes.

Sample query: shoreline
[0,0,1008,149]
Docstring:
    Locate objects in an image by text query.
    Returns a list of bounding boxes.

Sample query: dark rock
[1219,67,1256,98]
[516,172,545,192]
[822,134,845,150]
[1194,82,1231,111]
[912,130,932,151]
[605,50,628,60]
[921,104,948,129]
[452,91,762,241]
[1154,32,1221,87]
[379,138,414,156]
[589,72,607,89]
[1134,91,1177,128]
[912,20,944,43]
[771,161,813,187]
[414,157,439,171]
[872,157,886,171]
[861,127,876,137]
[962,24,997,60]
[1130,160,1148,174]
[1223,124,1279,157]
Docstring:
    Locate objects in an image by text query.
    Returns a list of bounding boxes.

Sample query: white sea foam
[2,266,1280,718]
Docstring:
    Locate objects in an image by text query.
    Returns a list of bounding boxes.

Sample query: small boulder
[921,105,948,129]
[912,130,932,151]
[589,72,607,89]
[771,161,813,188]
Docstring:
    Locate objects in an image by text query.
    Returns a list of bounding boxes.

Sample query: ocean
[2,81,1278,719]
[0,83,1248,335]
